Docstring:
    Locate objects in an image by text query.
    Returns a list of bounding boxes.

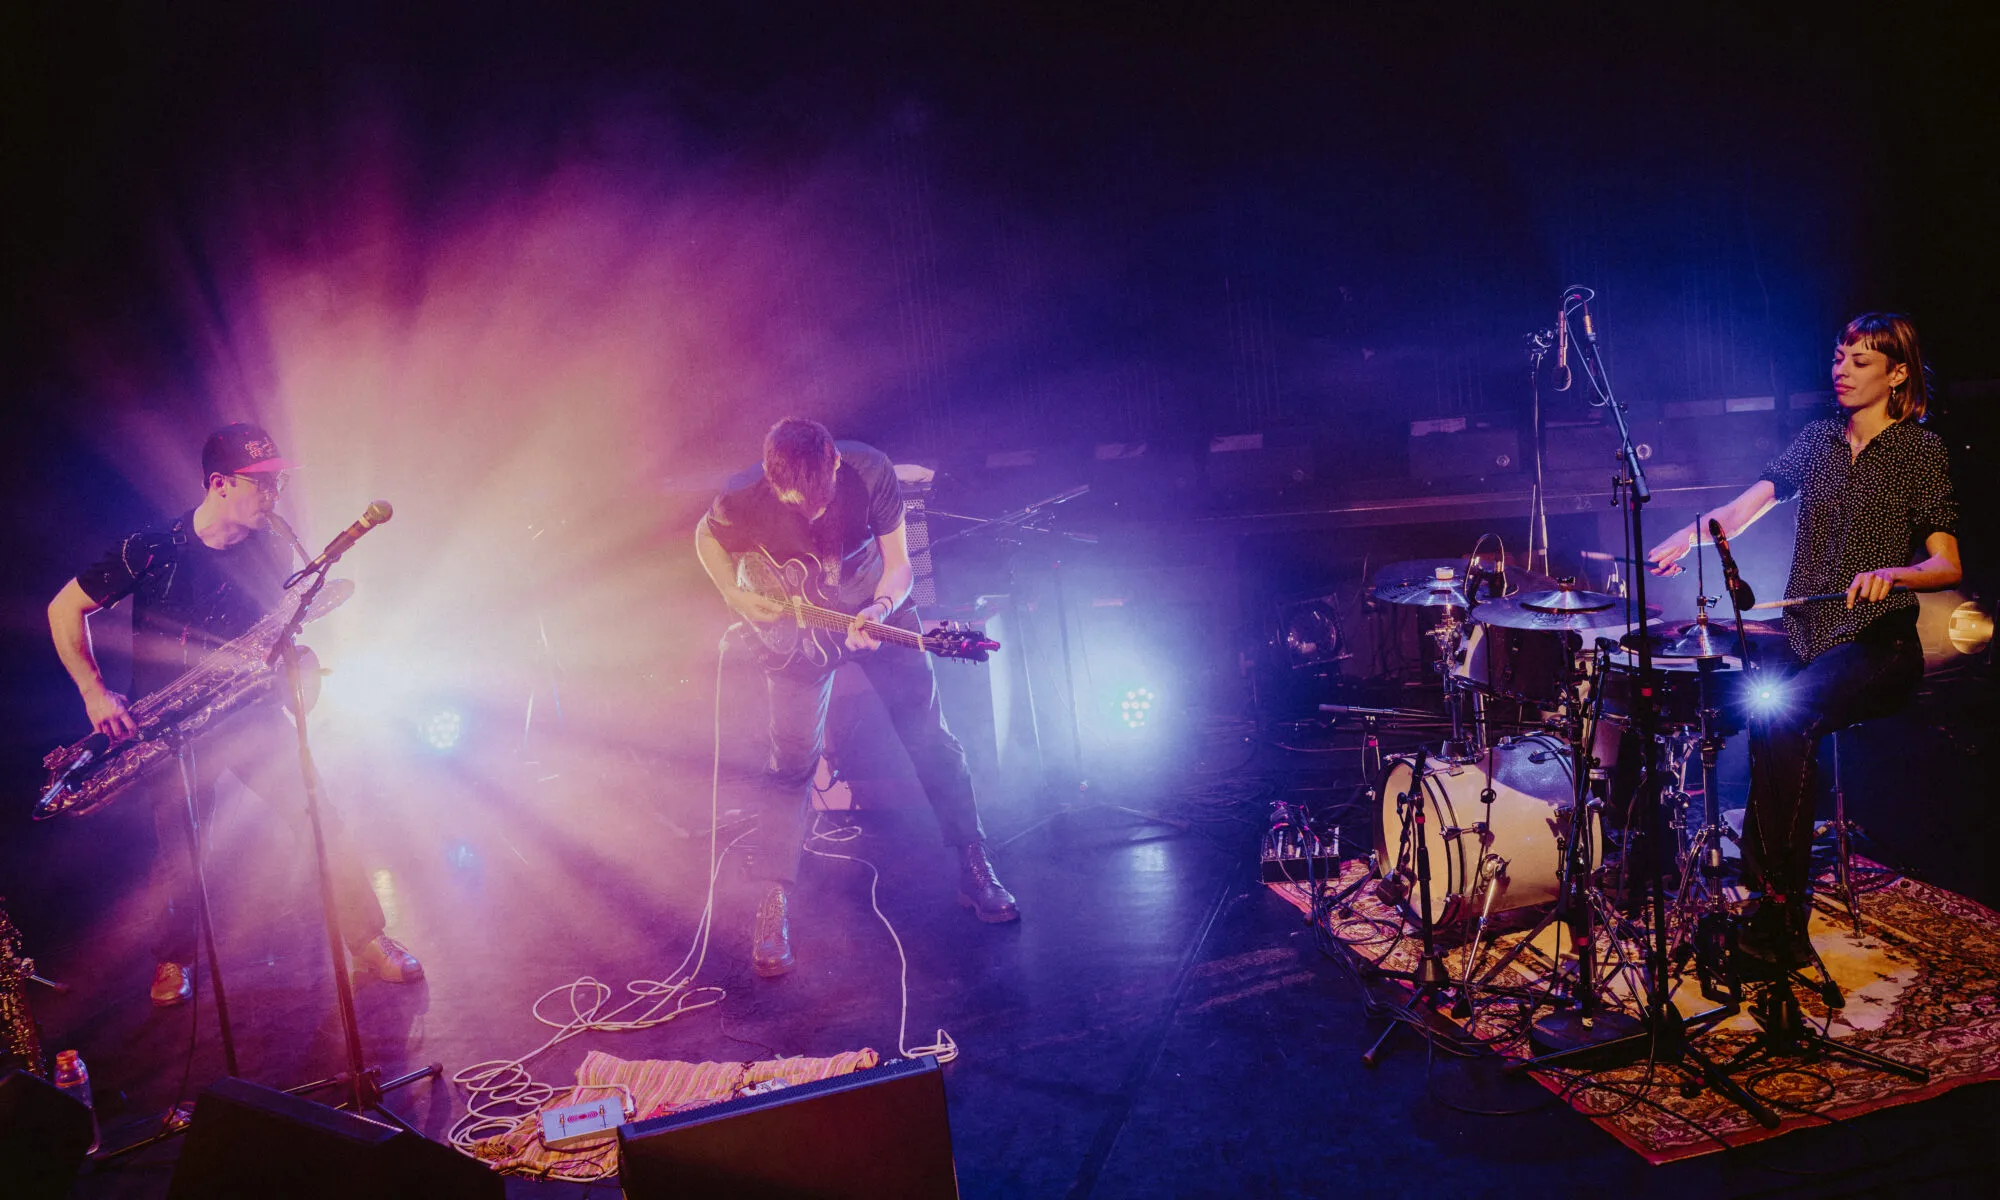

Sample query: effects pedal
[540,1092,633,1150]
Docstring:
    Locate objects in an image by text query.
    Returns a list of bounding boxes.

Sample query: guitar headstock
[923,622,1000,662]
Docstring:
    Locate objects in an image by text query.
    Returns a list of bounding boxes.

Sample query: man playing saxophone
[45,424,422,1007]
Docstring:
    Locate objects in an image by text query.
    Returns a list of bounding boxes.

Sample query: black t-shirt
[701,441,905,611]
[1759,417,1958,662]
[75,512,292,698]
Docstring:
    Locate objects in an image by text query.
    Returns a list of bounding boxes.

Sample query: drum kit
[1359,552,1790,1056]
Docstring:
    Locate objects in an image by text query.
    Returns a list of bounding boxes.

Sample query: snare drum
[1375,737,1598,927]
[1597,652,1744,734]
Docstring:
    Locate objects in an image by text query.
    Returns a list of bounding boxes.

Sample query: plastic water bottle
[52,1049,101,1155]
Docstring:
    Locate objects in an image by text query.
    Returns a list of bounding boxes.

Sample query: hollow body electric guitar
[736,548,998,669]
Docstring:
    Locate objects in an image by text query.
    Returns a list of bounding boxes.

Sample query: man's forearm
[48,586,108,698]
[693,519,742,600]
[872,562,913,610]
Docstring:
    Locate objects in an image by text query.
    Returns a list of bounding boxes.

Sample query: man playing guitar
[695,418,1019,978]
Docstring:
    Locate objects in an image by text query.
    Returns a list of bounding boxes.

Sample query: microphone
[1579,300,1597,344]
[1708,518,1756,610]
[1553,304,1572,391]
[290,501,393,583]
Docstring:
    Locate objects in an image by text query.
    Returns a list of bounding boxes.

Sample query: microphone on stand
[1707,518,1756,610]
[287,501,393,587]
[1579,300,1597,344]
[1553,303,1572,391]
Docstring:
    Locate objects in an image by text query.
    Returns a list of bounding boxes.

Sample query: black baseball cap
[201,423,300,478]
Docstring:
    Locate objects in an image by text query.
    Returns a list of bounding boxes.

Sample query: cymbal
[1373,577,1475,609]
[1518,580,1617,614]
[1621,616,1786,657]
[1475,596,1660,632]
[1620,622,1729,659]
[1370,558,1548,609]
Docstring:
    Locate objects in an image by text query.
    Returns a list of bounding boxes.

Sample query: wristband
[870,595,895,614]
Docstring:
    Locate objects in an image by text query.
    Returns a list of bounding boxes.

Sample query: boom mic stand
[1502,295,1776,1129]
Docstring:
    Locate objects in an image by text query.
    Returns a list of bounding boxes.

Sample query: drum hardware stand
[1812,732,1868,935]
[1501,298,1776,1128]
[1362,745,1460,1067]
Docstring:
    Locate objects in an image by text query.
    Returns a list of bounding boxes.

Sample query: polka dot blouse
[1761,416,1958,662]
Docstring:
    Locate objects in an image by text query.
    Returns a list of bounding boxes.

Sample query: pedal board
[1260,851,1348,885]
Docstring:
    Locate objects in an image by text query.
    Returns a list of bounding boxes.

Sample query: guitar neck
[785,598,926,651]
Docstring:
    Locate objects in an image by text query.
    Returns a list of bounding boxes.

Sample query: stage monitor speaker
[0,1068,94,1200]
[165,1076,501,1200]
[617,1055,959,1199]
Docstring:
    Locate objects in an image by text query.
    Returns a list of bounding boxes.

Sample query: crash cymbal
[1475,596,1660,632]
[1518,578,1617,614]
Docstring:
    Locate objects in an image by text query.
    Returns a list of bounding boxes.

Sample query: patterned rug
[1275,860,2000,1163]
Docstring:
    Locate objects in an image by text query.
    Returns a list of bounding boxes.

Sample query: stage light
[1120,687,1156,730]
[419,708,465,752]
[1746,679,1788,716]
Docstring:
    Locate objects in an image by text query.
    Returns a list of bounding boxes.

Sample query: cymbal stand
[1427,611,1480,762]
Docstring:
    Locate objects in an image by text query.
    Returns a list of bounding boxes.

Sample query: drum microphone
[1707,518,1756,610]
[288,501,393,586]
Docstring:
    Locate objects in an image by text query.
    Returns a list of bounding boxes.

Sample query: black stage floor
[11,700,2000,1199]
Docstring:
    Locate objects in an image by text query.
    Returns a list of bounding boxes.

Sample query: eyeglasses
[235,472,288,496]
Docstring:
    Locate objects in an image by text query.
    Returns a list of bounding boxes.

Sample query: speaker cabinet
[0,1069,94,1200]
[166,1076,501,1199]
[617,1055,958,1198]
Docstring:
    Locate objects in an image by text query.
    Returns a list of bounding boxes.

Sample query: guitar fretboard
[768,595,928,651]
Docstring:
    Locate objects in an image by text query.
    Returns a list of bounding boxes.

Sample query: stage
[8,685,1995,1198]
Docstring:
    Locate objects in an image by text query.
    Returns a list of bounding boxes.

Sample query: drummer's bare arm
[1645,480,1779,577]
[1845,531,1962,608]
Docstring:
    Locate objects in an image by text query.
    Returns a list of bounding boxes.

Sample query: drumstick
[1750,586,1910,609]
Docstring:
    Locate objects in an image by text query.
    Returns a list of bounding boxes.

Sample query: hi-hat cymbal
[1518,579,1618,613]
[1621,621,1730,659]
[1475,596,1660,631]
[1622,616,1787,659]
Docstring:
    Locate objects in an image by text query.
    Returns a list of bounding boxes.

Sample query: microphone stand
[1503,303,1776,1129]
[103,554,441,1161]
[267,563,442,1123]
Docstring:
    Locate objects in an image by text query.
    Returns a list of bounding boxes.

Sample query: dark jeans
[743,607,984,885]
[1741,619,1923,903]
[147,703,386,963]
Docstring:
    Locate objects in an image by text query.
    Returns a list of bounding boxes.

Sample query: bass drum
[1375,736,1599,928]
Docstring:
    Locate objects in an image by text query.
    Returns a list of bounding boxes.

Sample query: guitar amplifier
[899,472,937,610]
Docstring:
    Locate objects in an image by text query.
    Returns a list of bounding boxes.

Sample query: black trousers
[1741,619,1923,904]
[147,703,386,964]
[742,607,985,886]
